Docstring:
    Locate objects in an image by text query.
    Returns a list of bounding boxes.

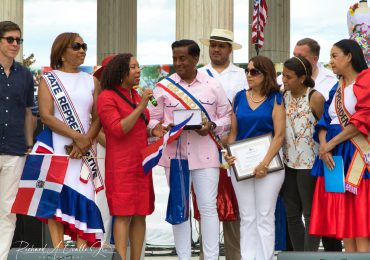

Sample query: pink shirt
[149,71,231,170]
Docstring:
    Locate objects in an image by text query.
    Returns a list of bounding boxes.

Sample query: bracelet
[260,162,269,169]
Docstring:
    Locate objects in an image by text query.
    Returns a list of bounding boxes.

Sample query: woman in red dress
[97,54,163,259]
[310,39,370,252]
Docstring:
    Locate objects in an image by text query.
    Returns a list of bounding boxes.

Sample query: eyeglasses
[0,36,23,45]
[245,68,261,77]
[69,42,87,52]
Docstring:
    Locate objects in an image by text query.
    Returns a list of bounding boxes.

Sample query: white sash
[43,71,104,193]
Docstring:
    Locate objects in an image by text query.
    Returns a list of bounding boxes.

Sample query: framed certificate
[173,109,202,130]
[226,133,283,181]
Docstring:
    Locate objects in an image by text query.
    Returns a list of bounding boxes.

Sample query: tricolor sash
[43,71,104,193]
[335,79,370,194]
[157,76,239,221]
[156,77,223,149]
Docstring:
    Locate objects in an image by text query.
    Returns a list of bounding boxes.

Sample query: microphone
[149,95,157,106]
[136,85,157,106]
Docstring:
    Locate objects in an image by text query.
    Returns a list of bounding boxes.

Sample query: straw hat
[93,55,116,80]
[200,28,242,50]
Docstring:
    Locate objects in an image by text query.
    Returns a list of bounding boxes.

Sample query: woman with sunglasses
[97,54,164,259]
[281,56,325,251]
[38,32,104,247]
[310,39,370,252]
[225,56,285,260]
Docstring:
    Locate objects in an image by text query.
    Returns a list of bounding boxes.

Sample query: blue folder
[324,156,345,193]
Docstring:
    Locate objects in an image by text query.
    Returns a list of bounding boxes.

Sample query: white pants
[165,167,219,260]
[232,169,285,260]
[0,155,26,260]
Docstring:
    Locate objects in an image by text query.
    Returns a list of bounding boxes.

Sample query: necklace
[250,90,266,103]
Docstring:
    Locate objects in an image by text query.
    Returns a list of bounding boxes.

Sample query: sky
[23,0,357,66]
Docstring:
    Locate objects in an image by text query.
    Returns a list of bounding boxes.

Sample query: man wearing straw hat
[198,28,247,260]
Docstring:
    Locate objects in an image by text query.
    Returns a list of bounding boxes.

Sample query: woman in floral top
[281,56,325,251]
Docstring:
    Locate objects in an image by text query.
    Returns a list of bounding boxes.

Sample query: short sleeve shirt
[0,61,34,155]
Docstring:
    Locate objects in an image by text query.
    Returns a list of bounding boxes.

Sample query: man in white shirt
[279,38,342,252]
[198,28,247,260]
[278,38,337,101]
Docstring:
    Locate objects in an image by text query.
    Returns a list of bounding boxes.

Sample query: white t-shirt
[199,63,248,102]
[314,63,338,101]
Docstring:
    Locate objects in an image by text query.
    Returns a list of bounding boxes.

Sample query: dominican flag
[11,154,69,218]
[32,127,54,154]
[142,115,193,173]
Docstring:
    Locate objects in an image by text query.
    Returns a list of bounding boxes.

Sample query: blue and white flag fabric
[142,115,193,173]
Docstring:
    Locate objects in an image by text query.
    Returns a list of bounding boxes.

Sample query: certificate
[226,133,283,181]
[173,109,202,130]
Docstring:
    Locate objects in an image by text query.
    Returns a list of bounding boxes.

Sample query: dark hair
[283,56,315,88]
[0,21,21,38]
[248,56,280,97]
[171,39,200,58]
[333,39,367,73]
[296,38,320,57]
[50,32,80,69]
[100,53,133,90]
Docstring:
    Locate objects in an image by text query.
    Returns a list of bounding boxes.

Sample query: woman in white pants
[226,56,286,260]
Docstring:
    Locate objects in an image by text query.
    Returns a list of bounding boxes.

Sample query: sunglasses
[0,36,23,45]
[245,68,261,77]
[69,42,88,51]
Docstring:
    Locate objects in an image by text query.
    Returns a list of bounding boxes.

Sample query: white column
[97,0,137,63]
[0,0,23,62]
[176,0,233,65]
[248,0,290,63]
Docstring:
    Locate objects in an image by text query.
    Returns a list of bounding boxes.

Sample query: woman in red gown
[310,39,370,252]
[97,54,163,259]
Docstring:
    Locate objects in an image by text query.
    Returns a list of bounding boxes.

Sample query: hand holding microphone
[138,88,158,108]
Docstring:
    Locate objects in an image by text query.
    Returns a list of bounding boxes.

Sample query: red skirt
[309,176,370,239]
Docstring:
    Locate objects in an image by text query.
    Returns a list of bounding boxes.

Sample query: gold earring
[61,57,65,62]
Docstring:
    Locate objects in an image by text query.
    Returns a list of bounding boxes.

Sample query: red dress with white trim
[310,69,370,239]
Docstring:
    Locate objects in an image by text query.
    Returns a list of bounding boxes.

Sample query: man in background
[198,28,247,260]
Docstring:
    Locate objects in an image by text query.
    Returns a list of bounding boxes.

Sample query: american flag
[252,0,268,54]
